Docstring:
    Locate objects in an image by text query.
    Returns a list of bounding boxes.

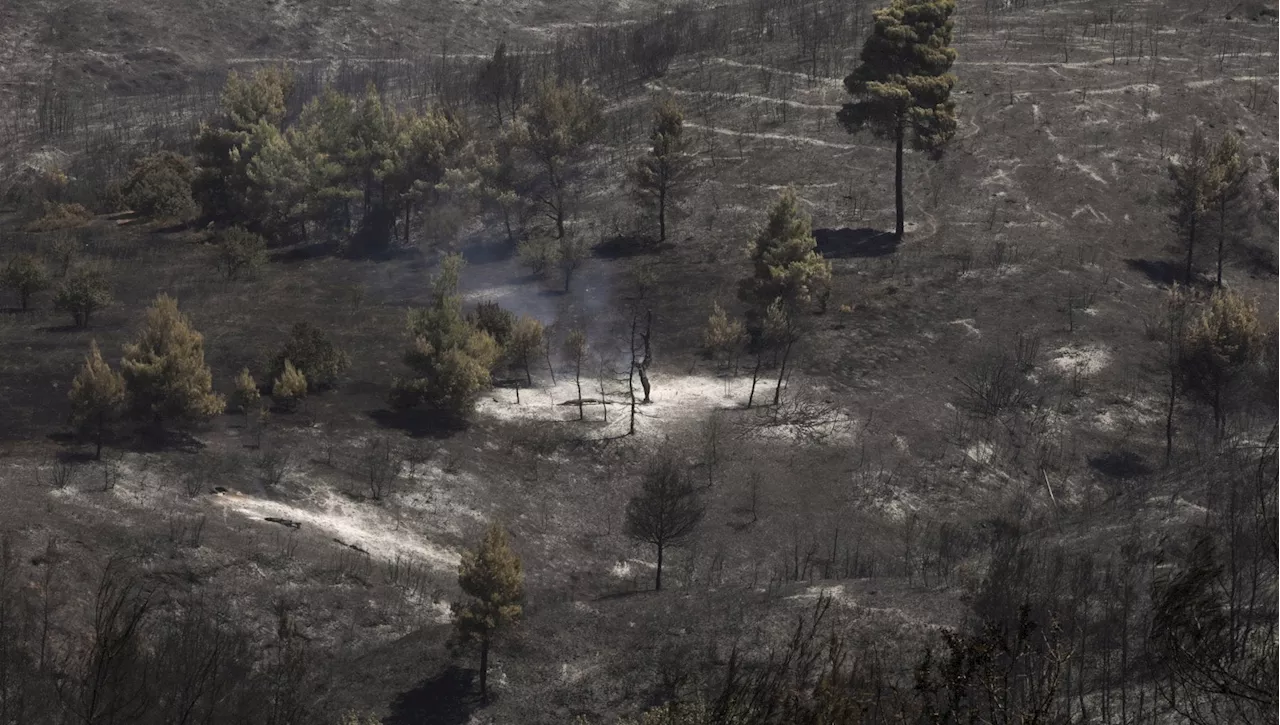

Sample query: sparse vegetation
[0,0,1274,722]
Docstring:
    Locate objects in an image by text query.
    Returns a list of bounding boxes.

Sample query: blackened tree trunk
[479,637,490,698]
[658,185,667,243]
[894,124,905,240]
[655,543,664,591]
[95,411,104,460]
[773,337,793,406]
[1184,214,1198,284]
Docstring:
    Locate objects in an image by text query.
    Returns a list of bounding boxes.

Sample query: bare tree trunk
[1165,370,1177,465]
[1184,214,1197,284]
[544,341,557,385]
[655,543,664,591]
[479,636,490,698]
[658,184,667,243]
[1216,199,1226,287]
[629,313,639,436]
[747,353,762,408]
[639,310,653,404]
[95,411,104,460]
[894,124,905,240]
[773,338,793,406]
[574,362,583,421]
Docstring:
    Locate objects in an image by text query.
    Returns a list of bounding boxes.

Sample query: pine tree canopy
[838,0,958,152]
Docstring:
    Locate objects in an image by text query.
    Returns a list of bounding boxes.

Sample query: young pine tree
[453,523,524,699]
[232,368,261,415]
[633,100,694,244]
[1167,126,1215,285]
[391,255,500,415]
[624,455,704,592]
[1206,133,1250,288]
[272,360,308,412]
[270,322,350,391]
[1179,289,1264,440]
[838,0,957,240]
[69,340,126,459]
[703,301,746,375]
[507,315,545,386]
[738,188,832,315]
[120,294,226,427]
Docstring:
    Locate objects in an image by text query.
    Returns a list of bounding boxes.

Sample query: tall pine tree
[838,0,957,240]
[633,100,694,244]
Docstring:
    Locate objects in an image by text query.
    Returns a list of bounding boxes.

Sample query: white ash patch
[960,264,1025,280]
[966,441,995,464]
[477,373,748,440]
[210,488,460,569]
[1051,344,1111,376]
[949,318,981,336]
[610,558,655,579]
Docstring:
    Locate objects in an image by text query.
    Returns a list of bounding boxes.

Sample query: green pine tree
[391,255,500,415]
[69,340,126,459]
[838,0,957,239]
[453,523,524,699]
[737,188,832,314]
[513,80,605,240]
[633,99,694,244]
[120,294,226,426]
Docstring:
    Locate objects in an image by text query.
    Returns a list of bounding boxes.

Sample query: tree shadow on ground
[1089,450,1153,480]
[368,408,468,439]
[384,666,478,725]
[1125,258,1182,286]
[813,228,898,259]
[594,234,662,259]
[270,241,339,264]
[461,239,514,265]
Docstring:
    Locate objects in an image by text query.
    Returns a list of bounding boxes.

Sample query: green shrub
[123,151,197,220]
[272,360,308,411]
[53,267,112,328]
[214,226,267,280]
[24,202,92,232]
[269,322,350,391]
[1,254,51,310]
[470,300,516,347]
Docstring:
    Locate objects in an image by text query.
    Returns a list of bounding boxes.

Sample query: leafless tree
[624,454,704,591]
